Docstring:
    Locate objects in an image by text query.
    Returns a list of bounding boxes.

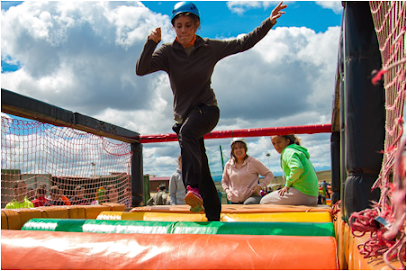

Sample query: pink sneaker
[185,185,204,212]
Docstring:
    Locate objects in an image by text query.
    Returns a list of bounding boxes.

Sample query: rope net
[1,116,132,208]
[350,2,406,269]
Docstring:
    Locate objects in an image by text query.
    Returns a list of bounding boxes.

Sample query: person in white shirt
[169,154,186,205]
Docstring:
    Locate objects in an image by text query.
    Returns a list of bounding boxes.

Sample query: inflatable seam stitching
[2,211,9,229]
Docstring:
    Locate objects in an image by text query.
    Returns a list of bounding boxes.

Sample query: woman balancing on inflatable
[261,135,319,205]
[136,1,287,221]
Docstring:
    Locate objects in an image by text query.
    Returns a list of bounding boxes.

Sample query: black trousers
[173,104,221,221]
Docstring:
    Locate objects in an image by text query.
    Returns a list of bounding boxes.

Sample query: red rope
[372,69,387,85]
[349,144,406,267]
[331,200,341,219]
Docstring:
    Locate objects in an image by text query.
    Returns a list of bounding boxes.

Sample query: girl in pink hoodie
[222,138,274,204]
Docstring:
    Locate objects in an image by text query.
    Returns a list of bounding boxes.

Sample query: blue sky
[2,1,343,73]
[141,1,342,35]
[1,1,343,177]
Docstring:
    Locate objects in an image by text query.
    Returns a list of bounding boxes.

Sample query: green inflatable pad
[22,219,335,237]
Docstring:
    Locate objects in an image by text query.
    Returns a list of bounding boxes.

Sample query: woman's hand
[251,186,262,196]
[227,192,232,201]
[148,27,161,43]
[278,186,289,196]
[270,1,287,24]
[225,189,232,201]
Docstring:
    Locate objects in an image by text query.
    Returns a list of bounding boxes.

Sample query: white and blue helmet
[171,2,200,24]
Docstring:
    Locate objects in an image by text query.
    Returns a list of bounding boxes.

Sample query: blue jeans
[173,104,221,221]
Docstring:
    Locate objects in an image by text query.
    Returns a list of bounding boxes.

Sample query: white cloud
[227,1,343,16]
[226,1,292,15]
[315,1,343,14]
[227,1,263,15]
[212,25,340,126]
[1,1,340,177]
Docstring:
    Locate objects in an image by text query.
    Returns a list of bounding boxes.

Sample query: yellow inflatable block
[344,222,351,269]
[131,204,331,214]
[36,206,69,219]
[97,211,208,222]
[63,206,86,219]
[102,203,125,211]
[82,205,111,219]
[97,211,331,223]
[335,216,347,270]
[1,209,21,230]
[9,208,43,230]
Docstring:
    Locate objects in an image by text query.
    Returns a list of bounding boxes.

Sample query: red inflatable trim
[139,124,332,143]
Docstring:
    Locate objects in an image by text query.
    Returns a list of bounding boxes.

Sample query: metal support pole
[131,143,143,207]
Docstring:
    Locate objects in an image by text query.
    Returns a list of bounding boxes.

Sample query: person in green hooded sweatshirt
[91,187,107,205]
[260,134,319,205]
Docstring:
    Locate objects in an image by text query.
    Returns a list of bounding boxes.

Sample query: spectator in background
[317,188,326,204]
[45,186,65,206]
[106,185,119,203]
[32,187,49,207]
[322,180,330,199]
[261,187,273,196]
[169,154,186,205]
[59,187,71,205]
[70,186,90,205]
[147,183,168,206]
[91,187,106,205]
[39,184,50,200]
[124,187,132,208]
[27,187,35,201]
[5,181,34,209]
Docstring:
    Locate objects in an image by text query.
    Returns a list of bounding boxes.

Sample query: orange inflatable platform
[1,229,339,270]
